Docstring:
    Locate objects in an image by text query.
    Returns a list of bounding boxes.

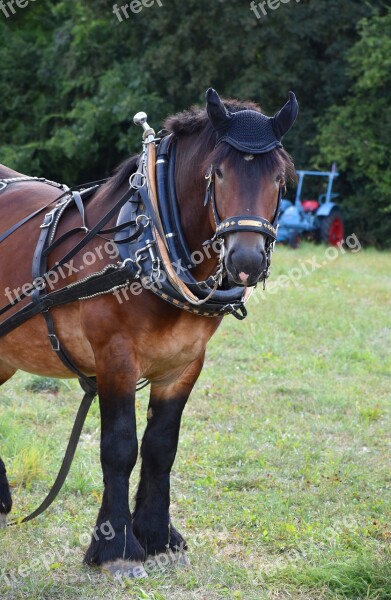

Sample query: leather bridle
[203,164,282,285]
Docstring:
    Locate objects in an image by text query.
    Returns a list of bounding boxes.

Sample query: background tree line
[0,0,389,246]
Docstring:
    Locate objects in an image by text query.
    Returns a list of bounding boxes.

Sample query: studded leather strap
[215,215,278,239]
[205,166,282,241]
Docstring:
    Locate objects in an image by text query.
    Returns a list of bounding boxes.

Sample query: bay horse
[0,89,298,577]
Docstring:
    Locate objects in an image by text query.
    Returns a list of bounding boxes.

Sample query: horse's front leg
[84,351,145,577]
[133,358,203,563]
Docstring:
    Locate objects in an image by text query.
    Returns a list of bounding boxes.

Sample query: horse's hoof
[147,549,190,571]
[176,550,190,568]
[0,514,7,529]
[102,559,148,579]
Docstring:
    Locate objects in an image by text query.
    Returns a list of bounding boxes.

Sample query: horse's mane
[102,155,139,195]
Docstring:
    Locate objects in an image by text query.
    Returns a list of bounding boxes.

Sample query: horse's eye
[215,168,223,180]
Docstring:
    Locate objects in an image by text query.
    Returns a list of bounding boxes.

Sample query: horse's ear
[271,91,299,140]
[206,88,232,132]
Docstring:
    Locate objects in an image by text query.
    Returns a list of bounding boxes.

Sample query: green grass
[0,244,390,599]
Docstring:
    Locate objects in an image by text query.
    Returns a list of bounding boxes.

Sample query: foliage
[0,1,389,243]
[25,377,61,394]
[316,9,391,247]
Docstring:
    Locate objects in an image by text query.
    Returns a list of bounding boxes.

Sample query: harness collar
[115,134,251,319]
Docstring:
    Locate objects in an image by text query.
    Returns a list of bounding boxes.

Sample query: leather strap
[0,186,136,321]
[72,191,87,231]
[0,263,136,338]
[7,382,96,526]
[215,215,278,239]
[0,194,67,246]
[52,187,135,272]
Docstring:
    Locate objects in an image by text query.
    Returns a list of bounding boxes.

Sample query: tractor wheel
[319,209,344,246]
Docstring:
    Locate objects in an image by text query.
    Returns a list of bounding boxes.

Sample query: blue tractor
[278,164,344,247]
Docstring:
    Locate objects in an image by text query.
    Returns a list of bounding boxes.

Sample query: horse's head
[204,88,298,287]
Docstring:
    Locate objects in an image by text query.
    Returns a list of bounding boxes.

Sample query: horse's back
[0,167,63,232]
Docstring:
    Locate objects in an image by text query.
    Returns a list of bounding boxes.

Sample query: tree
[0,0,388,245]
[316,9,391,246]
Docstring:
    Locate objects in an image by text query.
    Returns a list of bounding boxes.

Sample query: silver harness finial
[133,112,155,142]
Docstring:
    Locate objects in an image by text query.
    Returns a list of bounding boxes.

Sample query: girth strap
[31,191,99,404]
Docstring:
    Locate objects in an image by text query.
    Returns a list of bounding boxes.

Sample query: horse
[0,88,298,577]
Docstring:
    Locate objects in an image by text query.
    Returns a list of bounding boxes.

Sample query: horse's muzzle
[225,234,268,287]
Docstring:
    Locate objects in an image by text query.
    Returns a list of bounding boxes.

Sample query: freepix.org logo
[113,0,163,22]
[250,0,301,21]
[0,0,37,18]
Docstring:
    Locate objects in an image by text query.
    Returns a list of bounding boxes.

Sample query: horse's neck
[175,139,218,280]
[0,164,25,179]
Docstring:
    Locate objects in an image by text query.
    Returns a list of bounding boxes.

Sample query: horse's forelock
[201,144,297,184]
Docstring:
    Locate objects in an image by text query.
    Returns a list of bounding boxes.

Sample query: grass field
[0,243,390,599]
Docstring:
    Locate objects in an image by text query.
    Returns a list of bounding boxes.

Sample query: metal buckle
[223,304,247,321]
[48,334,60,352]
[40,212,54,229]
[152,256,161,281]
[205,165,213,188]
